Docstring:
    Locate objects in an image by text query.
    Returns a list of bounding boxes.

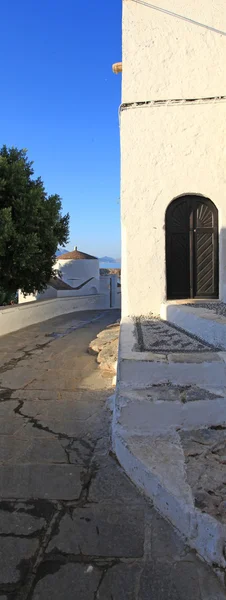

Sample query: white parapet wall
[18,287,58,303]
[0,294,110,338]
[161,303,226,350]
[18,277,100,303]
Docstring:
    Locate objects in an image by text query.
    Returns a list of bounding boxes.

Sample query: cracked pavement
[0,309,225,599]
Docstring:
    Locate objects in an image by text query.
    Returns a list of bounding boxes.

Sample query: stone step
[119,315,226,386]
[120,354,226,387]
[115,392,226,436]
[113,424,226,575]
[114,315,226,579]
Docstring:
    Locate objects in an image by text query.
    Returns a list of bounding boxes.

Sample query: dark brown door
[166,195,218,300]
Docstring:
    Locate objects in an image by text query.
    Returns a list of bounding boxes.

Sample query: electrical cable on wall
[130,0,226,37]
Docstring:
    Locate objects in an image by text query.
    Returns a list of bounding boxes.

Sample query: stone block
[0,538,38,584]
[0,436,67,464]
[98,562,142,599]
[168,352,221,363]
[89,458,146,506]
[32,564,101,600]
[47,506,144,558]
[0,465,82,499]
[0,509,45,535]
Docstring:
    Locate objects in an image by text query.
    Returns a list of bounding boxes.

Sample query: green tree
[0,145,69,296]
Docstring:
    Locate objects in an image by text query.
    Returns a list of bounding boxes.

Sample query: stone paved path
[0,309,225,599]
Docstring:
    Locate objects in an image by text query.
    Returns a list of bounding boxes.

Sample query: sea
[100,262,121,270]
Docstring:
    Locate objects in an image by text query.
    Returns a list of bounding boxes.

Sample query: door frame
[166,194,219,300]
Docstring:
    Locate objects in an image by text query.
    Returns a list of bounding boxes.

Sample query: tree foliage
[0,145,69,295]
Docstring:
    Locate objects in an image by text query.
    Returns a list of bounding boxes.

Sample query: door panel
[170,198,189,229]
[195,202,213,228]
[166,198,190,299]
[167,232,190,299]
[195,232,215,297]
[193,198,218,298]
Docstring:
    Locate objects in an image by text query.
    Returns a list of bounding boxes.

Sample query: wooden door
[166,195,218,300]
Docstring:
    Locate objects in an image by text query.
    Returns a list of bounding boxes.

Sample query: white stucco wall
[122,0,226,102]
[56,278,99,297]
[121,0,226,317]
[0,294,110,338]
[18,287,57,304]
[38,287,58,301]
[55,258,99,287]
[18,260,100,304]
[121,101,226,316]
[99,276,111,295]
[18,290,37,304]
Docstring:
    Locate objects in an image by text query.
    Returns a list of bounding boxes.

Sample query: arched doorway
[166,195,219,299]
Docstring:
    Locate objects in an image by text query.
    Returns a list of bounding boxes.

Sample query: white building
[54,246,99,293]
[18,247,100,303]
[120,0,226,317]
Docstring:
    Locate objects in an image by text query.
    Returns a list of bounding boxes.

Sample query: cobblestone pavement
[136,317,216,353]
[0,310,225,599]
[186,302,226,317]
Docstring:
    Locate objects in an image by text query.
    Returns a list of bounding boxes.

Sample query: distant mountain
[55,248,69,257]
[99,256,121,263]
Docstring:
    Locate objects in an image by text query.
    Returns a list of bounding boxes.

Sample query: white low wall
[56,277,99,297]
[0,294,110,338]
[160,303,226,350]
[19,277,100,303]
[116,291,121,310]
[99,276,110,295]
[57,286,99,298]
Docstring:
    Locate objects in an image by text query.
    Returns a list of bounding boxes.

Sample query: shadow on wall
[56,259,99,287]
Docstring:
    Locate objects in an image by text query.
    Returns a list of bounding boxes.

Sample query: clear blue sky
[0,1,122,258]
